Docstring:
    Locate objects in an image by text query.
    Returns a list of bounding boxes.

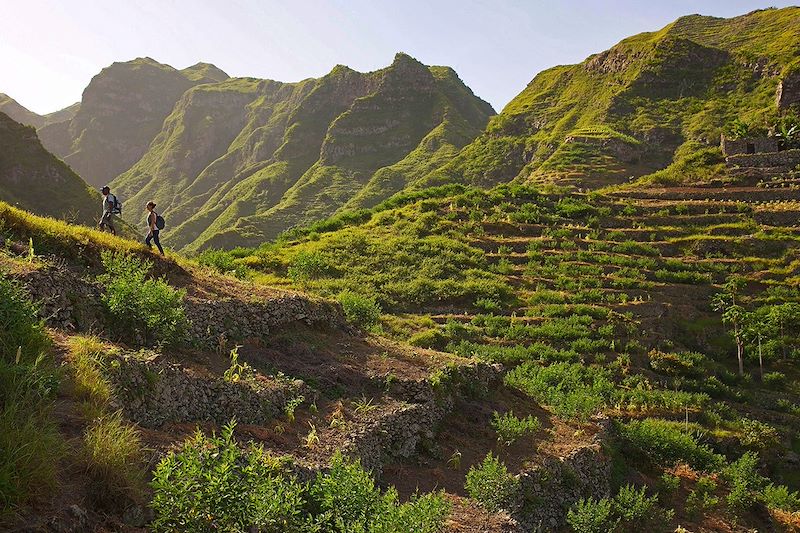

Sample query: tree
[712,277,748,376]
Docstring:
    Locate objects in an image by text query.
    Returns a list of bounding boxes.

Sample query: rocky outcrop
[776,63,800,110]
[39,58,224,187]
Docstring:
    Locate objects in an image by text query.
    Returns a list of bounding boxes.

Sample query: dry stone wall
[105,350,311,428]
[329,361,501,478]
[726,149,800,169]
[513,440,611,531]
[10,263,346,347]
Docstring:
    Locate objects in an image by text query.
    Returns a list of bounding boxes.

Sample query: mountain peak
[182,62,230,83]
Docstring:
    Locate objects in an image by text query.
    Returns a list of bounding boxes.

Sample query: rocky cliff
[38,57,230,188]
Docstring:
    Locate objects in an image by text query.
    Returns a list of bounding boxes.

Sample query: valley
[1,5,799,533]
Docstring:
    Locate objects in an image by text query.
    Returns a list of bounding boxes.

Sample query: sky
[1,0,796,114]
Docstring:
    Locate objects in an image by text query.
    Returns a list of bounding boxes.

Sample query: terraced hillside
[200,182,800,531]
[1,201,568,532]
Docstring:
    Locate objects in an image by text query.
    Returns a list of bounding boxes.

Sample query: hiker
[145,201,165,255]
[98,186,118,235]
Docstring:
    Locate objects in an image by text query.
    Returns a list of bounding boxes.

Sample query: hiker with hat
[145,201,165,255]
[98,186,120,235]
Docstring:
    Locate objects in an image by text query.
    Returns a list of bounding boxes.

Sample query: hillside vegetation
[200,181,800,531]
[429,7,800,189]
[0,112,99,224]
[110,53,493,251]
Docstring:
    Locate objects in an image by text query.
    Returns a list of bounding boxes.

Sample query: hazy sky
[2,0,796,114]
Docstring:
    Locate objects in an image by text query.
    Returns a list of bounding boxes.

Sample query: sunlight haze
[1,0,797,113]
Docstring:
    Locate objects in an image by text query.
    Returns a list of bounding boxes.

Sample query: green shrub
[613,484,672,531]
[474,297,501,314]
[0,275,50,362]
[98,251,187,346]
[648,350,706,378]
[465,453,518,512]
[617,418,723,471]
[737,418,779,450]
[151,422,306,532]
[567,485,673,533]
[566,497,617,533]
[196,248,249,279]
[288,251,337,281]
[309,452,449,532]
[505,362,613,420]
[763,483,800,512]
[762,371,786,389]
[722,452,766,513]
[491,411,541,445]
[337,291,382,331]
[685,475,719,517]
[151,424,449,532]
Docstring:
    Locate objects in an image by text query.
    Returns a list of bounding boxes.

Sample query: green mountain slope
[38,57,230,188]
[0,112,99,223]
[430,7,800,189]
[108,53,493,251]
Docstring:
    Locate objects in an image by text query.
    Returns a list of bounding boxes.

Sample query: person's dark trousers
[146,230,164,255]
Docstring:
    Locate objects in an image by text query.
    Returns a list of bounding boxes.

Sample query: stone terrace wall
[726,148,800,168]
[338,361,501,478]
[511,420,611,531]
[106,351,311,427]
[11,263,346,347]
[187,294,345,347]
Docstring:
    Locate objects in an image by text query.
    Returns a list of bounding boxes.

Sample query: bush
[617,418,723,471]
[309,452,449,532]
[196,248,249,279]
[465,453,518,512]
[288,250,337,281]
[99,251,188,346]
[337,291,382,331]
[151,423,449,532]
[151,422,306,532]
[763,483,800,512]
[504,362,614,420]
[566,497,617,533]
[491,411,541,445]
[0,275,50,362]
[722,452,766,513]
[613,484,672,531]
[83,412,145,508]
[648,350,706,378]
[686,476,719,517]
[567,485,673,533]
[762,371,786,389]
[738,418,779,450]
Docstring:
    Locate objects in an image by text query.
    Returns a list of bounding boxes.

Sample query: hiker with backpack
[145,201,165,255]
[99,186,120,235]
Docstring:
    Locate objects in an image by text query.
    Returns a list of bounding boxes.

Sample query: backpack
[155,214,166,230]
[109,194,122,215]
